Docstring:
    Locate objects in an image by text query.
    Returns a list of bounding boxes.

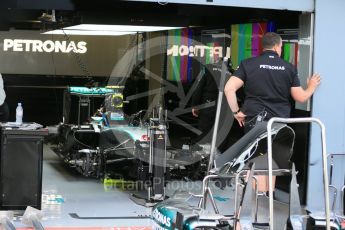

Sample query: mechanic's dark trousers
[0,102,9,122]
[196,109,216,144]
[244,115,276,194]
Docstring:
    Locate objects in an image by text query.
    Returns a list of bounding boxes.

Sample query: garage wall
[0,30,135,77]
[126,0,314,12]
[307,0,345,212]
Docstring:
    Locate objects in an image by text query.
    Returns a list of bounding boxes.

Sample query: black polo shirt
[233,50,300,120]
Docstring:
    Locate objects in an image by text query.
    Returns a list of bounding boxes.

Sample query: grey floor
[9,145,290,229]
[13,145,152,228]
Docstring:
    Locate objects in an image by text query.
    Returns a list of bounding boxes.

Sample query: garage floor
[9,145,291,229]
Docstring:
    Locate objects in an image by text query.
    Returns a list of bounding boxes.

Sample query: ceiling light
[63,24,182,32]
[42,24,182,36]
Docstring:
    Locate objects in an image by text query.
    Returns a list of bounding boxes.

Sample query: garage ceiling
[5,0,301,30]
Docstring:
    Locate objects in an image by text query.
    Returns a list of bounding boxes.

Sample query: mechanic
[224,32,321,133]
[191,59,233,144]
[0,74,9,122]
[224,32,321,194]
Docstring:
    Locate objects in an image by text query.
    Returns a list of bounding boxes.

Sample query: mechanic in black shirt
[191,60,232,143]
[224,32,321,194]
[225,32,321,133]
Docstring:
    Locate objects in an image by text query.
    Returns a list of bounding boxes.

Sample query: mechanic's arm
[191,70,207,117]
[291,73,321,103]
[224,76,246,127]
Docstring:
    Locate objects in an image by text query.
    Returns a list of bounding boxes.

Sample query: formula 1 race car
[52,109,209,182]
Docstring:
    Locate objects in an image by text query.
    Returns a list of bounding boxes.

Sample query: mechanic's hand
[307,73,321,90]
[234,111,246,127]
[192,108,199,117]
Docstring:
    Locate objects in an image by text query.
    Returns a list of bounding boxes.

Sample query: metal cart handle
[267,117,330,230]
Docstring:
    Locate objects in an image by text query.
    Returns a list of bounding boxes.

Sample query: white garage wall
[307,0,345,212]
[125,0,314,12]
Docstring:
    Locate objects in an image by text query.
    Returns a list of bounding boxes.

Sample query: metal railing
[267,117,330,230]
